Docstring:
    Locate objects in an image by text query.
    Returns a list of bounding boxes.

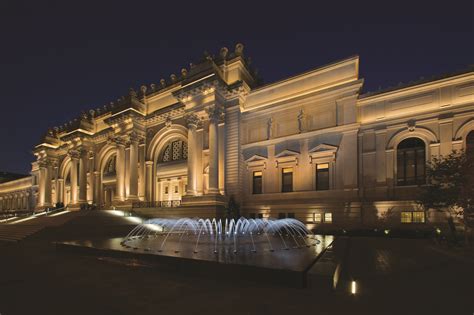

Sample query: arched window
[104,155,117,176]
[466,131,474,157]
[159,140,188,163]
[397,137,426,186]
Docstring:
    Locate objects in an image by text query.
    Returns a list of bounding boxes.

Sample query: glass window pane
[401,212,412,223]
[324,213,332,223]
[313,213,322,223]
[412,211,425,223]
[252,171,262,194]
[316,164,329,190]
[282,168,293,192]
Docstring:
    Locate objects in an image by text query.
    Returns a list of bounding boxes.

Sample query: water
[121,217,320,254]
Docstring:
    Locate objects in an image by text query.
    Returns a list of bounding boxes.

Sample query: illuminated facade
[1,44,473,227]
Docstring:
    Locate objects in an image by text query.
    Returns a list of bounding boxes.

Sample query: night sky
[0,1,472,174]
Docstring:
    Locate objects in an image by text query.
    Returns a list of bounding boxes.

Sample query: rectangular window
[252,171,263,194]
[316,163,329,190]
[249,213,256,219]
[257,213,264,219]
[313,213,322,223]
[401,212,412,223]
[287,213,295,218]
[278,213,286,219]
[324,213,333,223]
[174,186,178,193]
[282,168,293,192]
[412,211,425,223]
[165,186,169,194]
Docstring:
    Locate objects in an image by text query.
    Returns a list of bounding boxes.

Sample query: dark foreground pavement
[0,219,472,315]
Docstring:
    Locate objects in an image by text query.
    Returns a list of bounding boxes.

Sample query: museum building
[1,44,473,228]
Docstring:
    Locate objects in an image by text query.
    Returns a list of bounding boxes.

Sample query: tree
[418,150,474,244]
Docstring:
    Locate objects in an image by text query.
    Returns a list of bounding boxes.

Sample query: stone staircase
[0,211,81,242]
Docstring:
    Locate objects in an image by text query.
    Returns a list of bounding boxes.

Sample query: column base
[206,188,220,195]
[126,195,140,202]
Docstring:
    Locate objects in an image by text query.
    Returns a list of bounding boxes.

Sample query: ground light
[351,280,357,295]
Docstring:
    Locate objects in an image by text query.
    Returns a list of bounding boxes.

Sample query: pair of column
[38,159,55,207]
[68,149,88,205]
[186,106,222,196]
[112,133,140,202]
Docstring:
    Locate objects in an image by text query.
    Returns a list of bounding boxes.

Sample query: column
[69,151,79,205]
[44,161,52,207]
[88,152,95,203]
[138,142,146,200]
[114,139,126,201]
[93,171,101,206]
[57,178,64,204]
[53,165,59,205]
[186,114,200,196]
[206,106,222,195]
[37,162,46,207]
[145,161,153,202]
[128,133,139,200]
[78,150,88,204]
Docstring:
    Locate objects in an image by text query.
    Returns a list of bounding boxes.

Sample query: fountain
[121,217,320,254]
[56,215,333,287]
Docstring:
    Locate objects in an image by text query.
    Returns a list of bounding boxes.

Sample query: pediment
[245,154,268,163]
[309,143,338,153]
[274,149,300,159]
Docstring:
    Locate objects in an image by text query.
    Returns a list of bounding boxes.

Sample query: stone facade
[1,44,473,228]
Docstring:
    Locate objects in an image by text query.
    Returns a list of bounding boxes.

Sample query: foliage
[418,150,474,227]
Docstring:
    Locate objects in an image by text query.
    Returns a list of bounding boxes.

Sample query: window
[401,211,412,223]
[467,131,474,157]
[316,163,329,190]
[104,155,117,176]
[401,211,425,223]
[287,213,295,218]
[313,213,322,223]
[249,213,256,219]
[397,138,426,186]
[165,186,169,194]
[252,171,263,194]
[174,186,178,193]
[281,168,293,192]
[160,140,188,162]
[257,213,264,219]
[278,213,286,219]
[324,213,333,223]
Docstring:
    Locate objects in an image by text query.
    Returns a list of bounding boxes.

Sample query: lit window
[397,138,425,186]
[316,163,329,190]
[412,211,425,223]
[282,168,293,192]
[324,213,332,223]
[401,212,412,223]
[160,140,188,163]
[313,213,322,223]
[252,171,263,194]
[467,131,474,157]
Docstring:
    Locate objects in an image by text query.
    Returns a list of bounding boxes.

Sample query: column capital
[185,113,201,129]
[108,136,127,147]
[205,105,224,123]
[128,131,144,144]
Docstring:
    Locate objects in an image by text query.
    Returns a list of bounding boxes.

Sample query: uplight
[351,281,357,295]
